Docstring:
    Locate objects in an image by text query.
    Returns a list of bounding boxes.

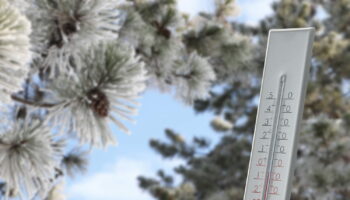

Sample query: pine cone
[86,88,110,117]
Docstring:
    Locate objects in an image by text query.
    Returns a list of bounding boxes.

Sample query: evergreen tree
[139,0,350,200]
[0,0,250,199]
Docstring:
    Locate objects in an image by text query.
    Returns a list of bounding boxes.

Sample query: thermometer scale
[243,28,315,200]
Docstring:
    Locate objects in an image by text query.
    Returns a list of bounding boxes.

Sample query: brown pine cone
[86,88,110,117]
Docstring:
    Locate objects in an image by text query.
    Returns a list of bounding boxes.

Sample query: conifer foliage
[0,0,250,199]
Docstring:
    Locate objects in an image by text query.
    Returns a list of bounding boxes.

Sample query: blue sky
[67,90,218,200]
[66,1,275,200]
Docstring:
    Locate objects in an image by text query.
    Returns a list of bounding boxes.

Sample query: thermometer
[243,28,315,200]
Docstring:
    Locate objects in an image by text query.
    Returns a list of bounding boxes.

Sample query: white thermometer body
[243,28,315,200]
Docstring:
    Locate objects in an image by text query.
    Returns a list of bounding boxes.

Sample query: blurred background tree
[138,0,350,199]
[0,0,251,199]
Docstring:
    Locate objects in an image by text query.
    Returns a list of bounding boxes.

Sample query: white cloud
[236,0,275,26]
[67,157,184,200]
[67,158,152,200]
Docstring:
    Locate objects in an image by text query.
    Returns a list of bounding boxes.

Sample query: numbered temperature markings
[248,75,295,200]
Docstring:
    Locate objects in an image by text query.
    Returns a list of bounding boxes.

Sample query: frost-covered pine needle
[47,42,147,147]
[0,0,31,103]
[183,19,252,82]
[29,0,121,75]
[119,2,184,91]
[174,53,216,104]
[0,121,57,199]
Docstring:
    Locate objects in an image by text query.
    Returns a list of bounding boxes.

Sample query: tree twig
[11,94,59,108]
